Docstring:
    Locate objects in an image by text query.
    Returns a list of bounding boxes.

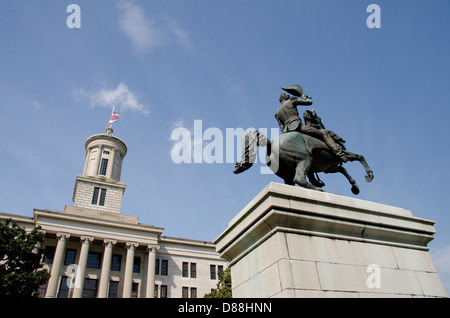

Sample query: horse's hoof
[365,171,374,182]
[351,184,360,195]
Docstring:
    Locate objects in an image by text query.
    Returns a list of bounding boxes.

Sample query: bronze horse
[233,124,374,195]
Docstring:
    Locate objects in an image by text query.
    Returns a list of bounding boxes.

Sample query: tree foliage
[204,266,232,298]
[0,218,50,297]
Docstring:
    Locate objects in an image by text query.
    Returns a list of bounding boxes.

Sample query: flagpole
[106,105,115,135]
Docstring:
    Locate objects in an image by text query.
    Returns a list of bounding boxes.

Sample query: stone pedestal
[214,183,447,298]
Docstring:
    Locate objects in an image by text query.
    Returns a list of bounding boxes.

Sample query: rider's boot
[323,133,348,162]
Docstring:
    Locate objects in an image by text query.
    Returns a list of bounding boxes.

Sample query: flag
[109,111,120,124]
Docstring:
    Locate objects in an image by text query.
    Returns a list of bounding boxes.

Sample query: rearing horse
[233,129,374,195]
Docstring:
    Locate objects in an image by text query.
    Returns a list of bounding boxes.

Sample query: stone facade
[72,175,126,213]
[215,182,447,298]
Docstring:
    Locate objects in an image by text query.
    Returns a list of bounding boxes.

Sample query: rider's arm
[292,97,313,107]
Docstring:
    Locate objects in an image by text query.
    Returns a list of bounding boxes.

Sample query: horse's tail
[233,130,269,174]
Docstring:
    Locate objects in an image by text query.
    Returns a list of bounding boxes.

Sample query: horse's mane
[303,109,326,130]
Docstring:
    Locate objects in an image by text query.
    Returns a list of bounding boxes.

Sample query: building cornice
[85,133,127,155]
[33,208,163,245]
[75,175,127,188]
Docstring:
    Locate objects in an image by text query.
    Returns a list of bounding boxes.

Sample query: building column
[146,245,159,298]
[93,145,102,176]
[72,235,94,298]
[123,241,139,298]
[45,232,70,298]
[106,147,116,179]
[83,147,92,175]
[97,239,117,298]
[117,153,123,181]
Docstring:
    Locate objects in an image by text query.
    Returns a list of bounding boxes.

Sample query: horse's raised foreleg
[343,151,374,182]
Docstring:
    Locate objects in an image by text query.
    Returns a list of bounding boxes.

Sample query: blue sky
[0,0,449,293]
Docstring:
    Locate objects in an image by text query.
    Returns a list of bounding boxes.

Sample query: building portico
[34,206,163,298]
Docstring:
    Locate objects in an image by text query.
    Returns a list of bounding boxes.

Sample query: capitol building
[0,127,228,298]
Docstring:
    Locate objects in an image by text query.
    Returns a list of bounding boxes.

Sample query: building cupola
[72,126,127,214]
[82,128,127,181]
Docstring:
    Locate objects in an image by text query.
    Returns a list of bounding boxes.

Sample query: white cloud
[32,100,41,110]
[166,18,194,51]
[117,0,192,53]
[117,0,163,52]
[75,82,149,114]
[171,119,186,130]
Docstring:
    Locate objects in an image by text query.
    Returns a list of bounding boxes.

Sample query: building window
[160,285,168,298]
[92,187,107,206]
[131,282,139,298]
[154,285,159,298]
[86,252,102,269]
[42,246,55,264]
[133,257,141,273]
[182,287,197,298]
[108,281,119,298]
[57,277,70,298]
[155,259,168,276]
[64,249,76,265]
[103,150,110,155]
[183,262,196,278]
[182,262,188,277]
[218,265,224,279]
[111,255,121,271]
[99,158,108,176]
[99,188,106,206]
[83,279,98,298]
[161,259,168,276]
[209,264,224,280]
[92,187,99,204]
[210,265,216,280]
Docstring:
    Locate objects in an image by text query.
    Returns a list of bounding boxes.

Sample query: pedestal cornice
[215,182,436,264]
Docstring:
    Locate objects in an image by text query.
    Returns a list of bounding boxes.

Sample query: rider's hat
[281,85,304,97]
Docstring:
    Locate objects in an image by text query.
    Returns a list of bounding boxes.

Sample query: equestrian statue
[233,84,374,194]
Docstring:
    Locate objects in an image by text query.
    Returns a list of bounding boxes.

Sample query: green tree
[0,218,50,297]
[204,266,232,298]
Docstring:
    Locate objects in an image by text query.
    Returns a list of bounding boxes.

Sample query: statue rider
[275,88,348,162]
